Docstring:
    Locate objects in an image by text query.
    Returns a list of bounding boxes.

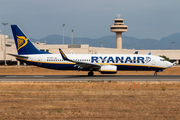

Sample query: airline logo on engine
[91,56,151,64]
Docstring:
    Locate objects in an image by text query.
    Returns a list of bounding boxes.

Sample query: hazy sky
[0,0,180,40]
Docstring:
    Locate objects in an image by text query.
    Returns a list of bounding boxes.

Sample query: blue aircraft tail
[11,25,50,55]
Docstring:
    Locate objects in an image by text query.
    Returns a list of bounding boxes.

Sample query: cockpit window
[160,59,165,61]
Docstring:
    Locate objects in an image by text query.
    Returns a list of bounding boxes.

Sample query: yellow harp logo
[17,36,28,50]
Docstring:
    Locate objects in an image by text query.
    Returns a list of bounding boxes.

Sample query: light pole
[79,36,81,44]
[99,41,103,47]
[171,42,175,50]
[2,23,8,65]
[63,24,65,45]
[0,30,2,50]
[71,30,74,45]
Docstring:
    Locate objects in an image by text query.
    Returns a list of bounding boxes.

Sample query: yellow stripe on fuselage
[97,63,166,69]
[100,70,117,72]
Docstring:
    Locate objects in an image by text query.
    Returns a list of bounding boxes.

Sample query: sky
[0,0,180,40]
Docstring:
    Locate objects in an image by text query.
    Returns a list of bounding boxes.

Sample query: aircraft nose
[166,61,173,68]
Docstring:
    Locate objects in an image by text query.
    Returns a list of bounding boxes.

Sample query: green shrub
[161,86,166,91]
[159,55,170,61]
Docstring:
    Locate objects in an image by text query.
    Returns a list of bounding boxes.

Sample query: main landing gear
[154,72,157,76]
[88,71,94,76]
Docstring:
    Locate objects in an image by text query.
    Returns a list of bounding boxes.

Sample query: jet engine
[99,65,117,74]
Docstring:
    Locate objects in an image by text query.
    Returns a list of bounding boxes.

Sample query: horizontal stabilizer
[7,53,29,59]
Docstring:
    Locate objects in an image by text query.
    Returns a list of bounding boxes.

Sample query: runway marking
[1,79,180,82]
[33,76,44,77]
[5,76,17,77]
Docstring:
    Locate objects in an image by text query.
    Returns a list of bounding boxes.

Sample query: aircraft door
[38,57,42,65]
[152,58,156,65]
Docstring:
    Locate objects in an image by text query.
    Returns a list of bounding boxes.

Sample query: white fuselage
[18,54,173,71]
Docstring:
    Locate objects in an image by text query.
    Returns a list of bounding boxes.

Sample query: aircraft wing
[7,53,29,59]
[59,49,101,69]
[72,61,101,69]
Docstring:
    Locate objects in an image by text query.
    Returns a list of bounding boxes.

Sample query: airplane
[70,50,75,54]
[9,25,173,76]
[134,51,138,54]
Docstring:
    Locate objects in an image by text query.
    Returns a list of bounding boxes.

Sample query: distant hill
[30,33,180,50]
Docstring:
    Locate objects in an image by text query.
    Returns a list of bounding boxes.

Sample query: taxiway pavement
[0,75,180,82]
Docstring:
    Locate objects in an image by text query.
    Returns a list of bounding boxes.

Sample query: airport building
[0,16,180,65]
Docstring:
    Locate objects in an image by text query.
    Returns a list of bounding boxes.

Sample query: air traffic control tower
[110,14,128,49]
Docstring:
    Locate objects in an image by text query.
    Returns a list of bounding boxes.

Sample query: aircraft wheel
[154,72,157,76]
[88,71,94,76]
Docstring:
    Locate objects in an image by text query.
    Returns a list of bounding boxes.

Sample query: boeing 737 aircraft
[9,25,173,76]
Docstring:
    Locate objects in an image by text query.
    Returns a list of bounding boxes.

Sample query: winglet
[59,49,68,60]
[7,53,29,59]
[148,52,151,55]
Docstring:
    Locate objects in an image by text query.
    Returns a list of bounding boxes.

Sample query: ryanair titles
[91,56,151,64]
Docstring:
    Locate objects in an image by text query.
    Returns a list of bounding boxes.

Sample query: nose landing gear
[154,70,163,76]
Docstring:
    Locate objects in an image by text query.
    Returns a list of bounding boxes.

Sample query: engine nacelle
[99,65,117,74]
